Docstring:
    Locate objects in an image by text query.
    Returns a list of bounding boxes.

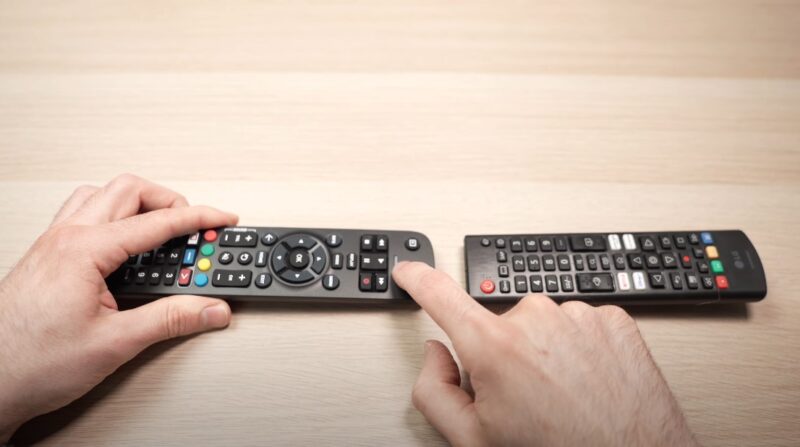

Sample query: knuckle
[598,305,635,326]
[73,184,98,196]
[109,173,141,191]
[410,380,430,412]
[163,302,190,339]
[518,294,555,312]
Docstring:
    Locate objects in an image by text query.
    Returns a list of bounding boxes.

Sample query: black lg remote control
[464,230,766,305]
[108,227,434,303]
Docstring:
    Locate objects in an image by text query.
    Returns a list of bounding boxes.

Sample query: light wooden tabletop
[1,1,799,446]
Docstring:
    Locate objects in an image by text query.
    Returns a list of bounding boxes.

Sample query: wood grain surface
[1,1,799,445]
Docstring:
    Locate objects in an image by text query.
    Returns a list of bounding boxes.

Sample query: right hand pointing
[392,262,699,447]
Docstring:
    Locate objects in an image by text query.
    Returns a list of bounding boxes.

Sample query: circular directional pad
[270,233,328,285]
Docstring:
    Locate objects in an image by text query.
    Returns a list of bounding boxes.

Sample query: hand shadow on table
[10,335,195,446]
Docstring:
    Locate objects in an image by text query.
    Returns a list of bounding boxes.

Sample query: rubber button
[194,273,208,287]
[203,230,218,242]
[197,258,212,272]
[715,275,729,289]
[480,279,495,294]
[201,244,215,256]
[706,246,719,259]
[711,259,724,273]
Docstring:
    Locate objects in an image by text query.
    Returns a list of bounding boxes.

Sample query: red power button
[480,279,495,294]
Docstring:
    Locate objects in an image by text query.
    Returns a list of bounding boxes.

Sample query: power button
[480,279,495,294]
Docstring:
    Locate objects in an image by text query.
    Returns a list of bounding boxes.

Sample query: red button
[480,279,495,294]
[715,275,729,289]
[178,268,193,286]
[682,255,691,263]
[203,230,218,242]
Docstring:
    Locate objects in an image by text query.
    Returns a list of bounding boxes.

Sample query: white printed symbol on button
[378,258,385,264]
[245,235,253,242]
[378,277,386,286]
[295,254,303,263]
[585,237,594,247]
[592,277,602,287]
[238,274,246,281]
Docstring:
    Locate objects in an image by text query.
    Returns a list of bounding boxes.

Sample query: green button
[711,260,724,273]
[200,244,215,256]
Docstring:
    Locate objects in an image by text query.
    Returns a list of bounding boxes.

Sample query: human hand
[0,174,238,441]
[393,262,699,447]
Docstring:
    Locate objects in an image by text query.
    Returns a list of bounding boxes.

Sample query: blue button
[194,273,208,287]
[700,232,714,244]
[182,248,197,265]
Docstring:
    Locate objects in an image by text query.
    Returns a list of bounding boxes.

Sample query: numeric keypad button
[497,251,508,262]
[163,269,176,286]
[510,238,523,252]
[557,255,571,271]
[539,238,553,252]
[148,267,162,285]
[514,275,528,293]
[560,274,575,292]
[154,249,167,265]
[525,238,538,252]
[527,255,541,271]
[136,267,147,284]
[529,275,543,292]
[542,255,556,271]
[141,251,154,265]
[512,256,525,272]
[545,275,559,292]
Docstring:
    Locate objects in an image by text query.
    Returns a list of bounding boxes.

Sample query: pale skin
[0,175,698,445]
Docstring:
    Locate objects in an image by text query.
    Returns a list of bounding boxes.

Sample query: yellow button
[706,246,719,259]
[198,258,212,271]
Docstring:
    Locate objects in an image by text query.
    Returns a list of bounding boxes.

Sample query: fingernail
[202,303,231,329]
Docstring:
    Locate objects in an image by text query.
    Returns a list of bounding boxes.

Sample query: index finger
[96,205,238,274]
[393,262,496,343]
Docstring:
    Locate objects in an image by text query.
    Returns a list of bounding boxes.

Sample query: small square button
[711,260,724,273]
[706,246,719,259]
[701,232,714,244]
[715,275,729,289]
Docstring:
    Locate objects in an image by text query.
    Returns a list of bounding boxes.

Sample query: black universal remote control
[108,227,434,303]
[464,230,766,305]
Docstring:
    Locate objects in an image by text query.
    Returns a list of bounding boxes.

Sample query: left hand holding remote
[0,174,238,441]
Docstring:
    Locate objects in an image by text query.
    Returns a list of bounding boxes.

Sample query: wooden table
[1,1,799,445]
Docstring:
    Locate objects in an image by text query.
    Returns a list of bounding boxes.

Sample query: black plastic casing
[464,230,766,305]
[109,227,434,304]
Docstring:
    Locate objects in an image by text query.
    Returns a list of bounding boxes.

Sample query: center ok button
[288,249,310,269]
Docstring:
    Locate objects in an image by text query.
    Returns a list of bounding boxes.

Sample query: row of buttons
[359,234,391,292]
[483,232,713,252]
[496,252,711,273]
[480,271,721,295]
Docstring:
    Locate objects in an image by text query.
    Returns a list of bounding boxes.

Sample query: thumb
[413,340,487,447]
[111,295,231,358]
